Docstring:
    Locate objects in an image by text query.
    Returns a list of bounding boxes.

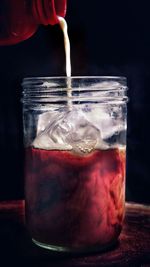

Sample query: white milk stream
[58,16,71,77]
[58,16,72,110]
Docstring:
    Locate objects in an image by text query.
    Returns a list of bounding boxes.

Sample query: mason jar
[22,76,128,253]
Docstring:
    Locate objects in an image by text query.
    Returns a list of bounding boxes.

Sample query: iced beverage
[22,76,128,252]
[25,146,126,251]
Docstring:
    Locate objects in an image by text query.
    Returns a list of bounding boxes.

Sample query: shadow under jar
[22,76,128,253]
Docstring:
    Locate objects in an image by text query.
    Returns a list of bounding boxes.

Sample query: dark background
[0,0,150,203]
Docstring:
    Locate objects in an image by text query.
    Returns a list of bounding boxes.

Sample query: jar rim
[22,76,127,90]
[22,76,127,81]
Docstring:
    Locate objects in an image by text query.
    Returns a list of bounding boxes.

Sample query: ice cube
[87,105,126,141]
[33,108,101,153]
[63,109,101,153]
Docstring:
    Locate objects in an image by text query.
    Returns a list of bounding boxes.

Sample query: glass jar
[0,0,67,45]
[22,76,128,253]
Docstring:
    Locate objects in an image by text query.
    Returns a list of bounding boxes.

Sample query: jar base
[32,238,118,254]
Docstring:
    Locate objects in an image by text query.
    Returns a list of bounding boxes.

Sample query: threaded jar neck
[32,0,67,25]
[22,76,128,108]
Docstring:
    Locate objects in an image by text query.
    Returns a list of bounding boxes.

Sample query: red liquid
[25,147,126,251]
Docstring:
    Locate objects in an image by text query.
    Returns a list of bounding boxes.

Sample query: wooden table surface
[0,201,150,267]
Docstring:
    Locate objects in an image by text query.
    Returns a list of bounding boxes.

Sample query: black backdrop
[0,0,150,203]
